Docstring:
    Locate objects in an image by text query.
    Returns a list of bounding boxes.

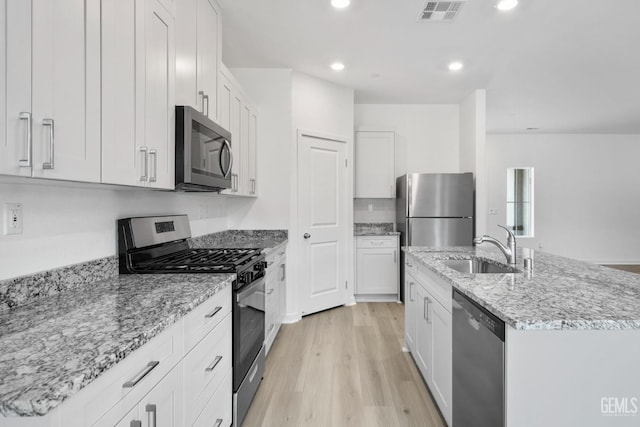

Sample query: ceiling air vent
[419,1,466,22]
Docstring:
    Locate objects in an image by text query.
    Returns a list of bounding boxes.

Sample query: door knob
[303,233,311,239]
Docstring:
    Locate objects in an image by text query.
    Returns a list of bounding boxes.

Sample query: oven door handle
[236,276,265,302]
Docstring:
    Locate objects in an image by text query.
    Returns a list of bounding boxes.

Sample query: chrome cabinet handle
[146,404,157,427]
[199,91,206,115]
[423,297,428,321]
[42,119,54,169]
[280,263,286,281]
[205,306,222,319]
[214,419,223,427]
[19,112,32,167]
[252,179,256,194]
[149,149,157,182]
[205,355,223,372]
[303,233,311,239]
[122,361,159,388]
[203,93,210,117]
[139,147,148,182]
[394,249,397,263]
[130,421,141,427]
[409,282,415,302]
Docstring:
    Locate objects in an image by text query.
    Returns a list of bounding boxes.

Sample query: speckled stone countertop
[190,229,287,255]
[404,246,640,331]
[354,223,400,236]
[0,273,234,417]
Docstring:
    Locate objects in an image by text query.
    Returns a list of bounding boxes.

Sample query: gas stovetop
[135,248,263,273]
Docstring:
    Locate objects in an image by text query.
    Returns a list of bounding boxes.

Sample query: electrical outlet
[488,208,497,215]
[4,203,23,235]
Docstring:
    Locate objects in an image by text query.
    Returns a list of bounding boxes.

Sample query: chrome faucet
[474,225,517,266]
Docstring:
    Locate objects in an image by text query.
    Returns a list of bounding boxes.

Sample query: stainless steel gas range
[118,214,265,427]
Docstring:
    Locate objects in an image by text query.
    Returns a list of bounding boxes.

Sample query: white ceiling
[218,0,640,134]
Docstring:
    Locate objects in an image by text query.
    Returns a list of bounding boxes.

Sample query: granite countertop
[0,273,234,417]
[190,229,288,255]
[354,223,400,236]
[404,246,640,331]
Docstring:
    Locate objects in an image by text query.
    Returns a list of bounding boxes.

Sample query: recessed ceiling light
[331,62,345,71]
[496,0,518,11]
[331,0,350,9]
[448,61,463,71]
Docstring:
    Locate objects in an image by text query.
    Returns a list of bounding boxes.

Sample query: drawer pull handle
[146,404,157,427]
[214,419,223,427]
[205,306,223,319]
[205,355,223,372]
[130,421,142,427]
[122,361,159,388]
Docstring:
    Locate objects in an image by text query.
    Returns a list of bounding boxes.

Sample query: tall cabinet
[101,0,176,189]
[0,0,101,183]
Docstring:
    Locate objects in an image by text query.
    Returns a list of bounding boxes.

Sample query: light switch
[489,208,497,215]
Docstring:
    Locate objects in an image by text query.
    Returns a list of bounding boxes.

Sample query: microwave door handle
[221,139,233,178]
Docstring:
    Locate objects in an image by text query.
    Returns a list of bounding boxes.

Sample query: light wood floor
[605,265,640,274]
[242,302,446,427]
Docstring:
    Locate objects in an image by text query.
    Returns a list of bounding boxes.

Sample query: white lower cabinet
[265,245,286,354]
[404,254,452,426]
[355,235,399,300]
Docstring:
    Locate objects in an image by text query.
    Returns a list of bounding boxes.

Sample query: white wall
[290,72,355,319]
[460,90,487,235]
[226,68,293,230]
[354,104,460,176]
[0,179,227,280]
[486,134,640,263]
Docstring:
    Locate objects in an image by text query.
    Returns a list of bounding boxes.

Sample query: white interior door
[298,132,348,316]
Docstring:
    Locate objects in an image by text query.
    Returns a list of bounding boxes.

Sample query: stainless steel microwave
[175,105,232,192]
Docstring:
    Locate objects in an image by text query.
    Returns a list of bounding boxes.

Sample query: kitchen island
[404,246,640,427]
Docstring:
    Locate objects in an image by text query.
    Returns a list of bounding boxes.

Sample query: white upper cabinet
[0,0,100,182]
[354,130,395,198]
[219,65,259,197]
[175,0,221,120]
[102,0,175,189]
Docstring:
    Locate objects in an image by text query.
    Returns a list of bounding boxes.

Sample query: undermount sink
[441,258,520,274]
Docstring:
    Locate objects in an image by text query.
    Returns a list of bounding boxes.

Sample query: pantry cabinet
[0,0,101,182]
[218,64,259,197]
[175,0,221,120]
[354,130,395,198]
[101,0,176,189]
[404,253,453,426]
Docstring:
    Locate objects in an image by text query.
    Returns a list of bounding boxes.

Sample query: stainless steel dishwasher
[452,289,505,427]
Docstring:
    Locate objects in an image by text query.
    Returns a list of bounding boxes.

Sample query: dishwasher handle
[453,290,505,341]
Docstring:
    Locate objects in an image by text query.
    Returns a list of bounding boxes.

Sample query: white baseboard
[282,313,302,324]
[354,294,399,303]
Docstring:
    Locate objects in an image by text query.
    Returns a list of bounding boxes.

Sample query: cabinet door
[247,106,258,196]
[197,0,220,120]
[354,131,395,198]
[0,0,32,177]
[356,247,398,294]
[145,0,175,189]
[139,364,183,427]
[430,299,452,426]
[31,0,100,182]
[101,0,145,187]
[414,284,431,379]
[404,273,416,352]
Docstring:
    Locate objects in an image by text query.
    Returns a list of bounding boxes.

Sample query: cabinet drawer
[192,372,232,427]
[416,263,452,313]
[266,244,286,268]
[357,236,397,249]
[184,285,231,350]
[184,313,232,426]
[72,320,183,427]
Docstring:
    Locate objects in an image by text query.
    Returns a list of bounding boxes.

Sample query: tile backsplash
[353,198,396,223]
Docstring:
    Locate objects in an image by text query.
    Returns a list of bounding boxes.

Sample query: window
[506,168,534,237]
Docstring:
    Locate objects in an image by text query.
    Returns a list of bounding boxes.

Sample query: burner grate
[136,248,262,273]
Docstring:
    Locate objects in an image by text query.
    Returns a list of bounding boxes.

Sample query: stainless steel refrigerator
[396,173,474,300]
